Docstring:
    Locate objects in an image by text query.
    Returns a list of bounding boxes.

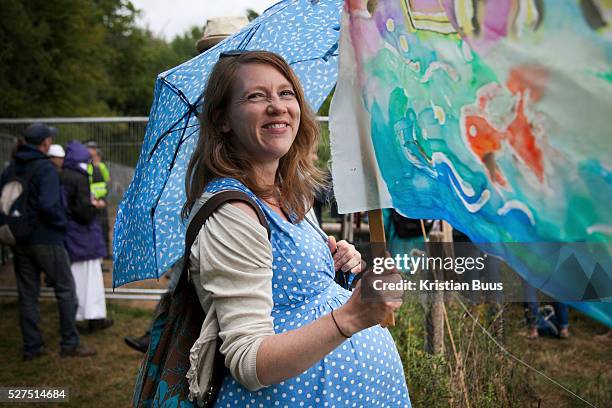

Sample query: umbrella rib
[162,77,196,109]
[152,112,195,202]
[147,77,199,160]
[238,24,261,49]
[289,53,339,65]
[178,125,200,146]
[147,111,189,160]
[150,108,197,277]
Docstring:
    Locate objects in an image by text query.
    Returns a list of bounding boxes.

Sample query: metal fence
[0,117,148,203]
[0,116,331,204]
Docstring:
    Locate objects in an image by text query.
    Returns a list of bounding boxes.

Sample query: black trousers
[13,244,80,354]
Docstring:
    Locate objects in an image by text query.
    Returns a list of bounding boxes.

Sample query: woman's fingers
[332,240,353,262]
[341,278,403,333]
[349,261,362,274]
[333,240,360,270]
[342,256,361,272]
[327,235,337,254]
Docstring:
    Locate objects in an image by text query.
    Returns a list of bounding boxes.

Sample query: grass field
[390,299,611,408]
[0,295,610,408]
[0,300,150,407]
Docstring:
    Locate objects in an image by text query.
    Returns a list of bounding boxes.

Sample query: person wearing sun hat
[195,16,250,54]
[47,144,65,171]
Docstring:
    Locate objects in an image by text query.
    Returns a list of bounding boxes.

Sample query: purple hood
[63,141,90,174]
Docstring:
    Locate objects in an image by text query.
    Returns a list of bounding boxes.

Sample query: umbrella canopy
[113,0,343,287]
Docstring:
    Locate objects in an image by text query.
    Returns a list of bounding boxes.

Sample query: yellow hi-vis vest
[87,162,110,199]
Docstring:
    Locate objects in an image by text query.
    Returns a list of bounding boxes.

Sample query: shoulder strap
[184,190,270,255]
[17,159,47,207]
[178,190,270,289]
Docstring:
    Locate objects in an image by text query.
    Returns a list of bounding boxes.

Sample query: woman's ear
[221,121,231,133]
[213,109,231,133]
[218,112,231,133]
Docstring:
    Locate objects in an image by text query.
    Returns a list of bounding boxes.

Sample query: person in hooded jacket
[61,141,113,332]
[0,124,96,359]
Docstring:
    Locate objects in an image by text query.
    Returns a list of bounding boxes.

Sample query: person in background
[523,282,570,339]
[384,209,431,259]
[41,144,67,288]
[47,144,65,171]
[124,15,250,354]
[195,16,249,54]
[1,138,26,264]
[61,141,113,332]
[84,140,111,258]
[0,124,95,359]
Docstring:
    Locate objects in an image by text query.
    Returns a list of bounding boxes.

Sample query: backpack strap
[178,190,270,291]
[176,190,270,406]
[13,159,47,214]
[185,190,270,256]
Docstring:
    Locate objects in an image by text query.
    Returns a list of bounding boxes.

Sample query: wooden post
[367,209,386,243]
[441,221,454,248]
[367,209,395,327]
[424,228,445,355]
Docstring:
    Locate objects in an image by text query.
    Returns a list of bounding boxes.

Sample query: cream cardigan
[186,192,275,403]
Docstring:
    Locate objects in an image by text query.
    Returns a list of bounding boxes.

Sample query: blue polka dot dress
[206,178,411,408]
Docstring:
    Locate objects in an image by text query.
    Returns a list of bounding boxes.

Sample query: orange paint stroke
[464,65,549,185]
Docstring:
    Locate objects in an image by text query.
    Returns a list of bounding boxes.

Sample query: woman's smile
[223,63,301,164]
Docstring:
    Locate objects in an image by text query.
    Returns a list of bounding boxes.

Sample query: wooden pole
[424,229,445,355]
[368,209,386,243]
[437,220,471,406]
[367,209,395,327]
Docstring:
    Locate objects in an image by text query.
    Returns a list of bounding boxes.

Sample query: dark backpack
[132,191,270,408]
[0,160,44,245]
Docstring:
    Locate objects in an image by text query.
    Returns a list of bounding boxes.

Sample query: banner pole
[367,209,395,327]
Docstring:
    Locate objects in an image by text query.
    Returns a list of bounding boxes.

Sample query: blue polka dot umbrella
[113,0,343,287]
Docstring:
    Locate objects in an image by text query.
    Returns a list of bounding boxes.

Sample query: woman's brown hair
[183,50,325,221]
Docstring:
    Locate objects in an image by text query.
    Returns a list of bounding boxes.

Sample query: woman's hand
[91,198,106,209]
[327,236,363,274]
[333,267,404,336]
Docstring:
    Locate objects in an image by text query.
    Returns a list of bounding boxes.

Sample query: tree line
[0,0,202,118]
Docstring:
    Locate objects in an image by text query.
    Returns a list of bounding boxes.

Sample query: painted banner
[329,0,612,325]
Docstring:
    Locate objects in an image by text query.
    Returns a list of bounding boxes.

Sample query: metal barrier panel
[0,116,330,203]
[0,117,148,204]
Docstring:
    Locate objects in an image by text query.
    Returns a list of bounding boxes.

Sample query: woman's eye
[280,90,296,98]
[247,93,267,101]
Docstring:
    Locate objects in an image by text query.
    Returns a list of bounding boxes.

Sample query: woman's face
[222,63,301,164]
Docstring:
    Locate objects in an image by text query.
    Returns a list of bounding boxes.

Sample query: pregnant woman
[183,50,411,407]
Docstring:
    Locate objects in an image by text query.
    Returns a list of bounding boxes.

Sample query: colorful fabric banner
[330,0,612,325]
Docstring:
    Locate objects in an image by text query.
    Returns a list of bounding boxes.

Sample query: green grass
[1,297,610,407]
[0,300,150,407]
[389,300,611,408]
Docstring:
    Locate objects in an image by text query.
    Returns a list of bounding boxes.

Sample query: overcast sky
[131,0,279,40]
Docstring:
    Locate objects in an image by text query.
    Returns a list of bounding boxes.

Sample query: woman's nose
[266,97,288,114]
